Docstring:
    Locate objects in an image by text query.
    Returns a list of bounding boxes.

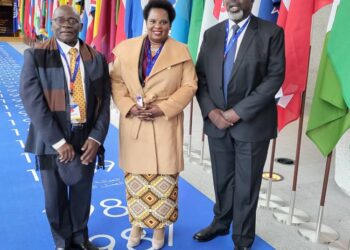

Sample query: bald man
[20,5,110,250]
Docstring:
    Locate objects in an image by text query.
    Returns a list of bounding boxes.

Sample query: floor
[8,41,350,250]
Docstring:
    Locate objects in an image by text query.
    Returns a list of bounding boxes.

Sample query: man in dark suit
[193,0,285,249]
[20,5,110,250]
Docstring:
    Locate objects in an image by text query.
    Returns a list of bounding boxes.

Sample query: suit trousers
[208,132,269,248]
[38,127,95,248]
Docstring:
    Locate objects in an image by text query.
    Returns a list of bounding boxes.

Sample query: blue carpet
[0,42,274,250]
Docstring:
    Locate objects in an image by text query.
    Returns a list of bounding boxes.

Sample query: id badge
[70,103,81,122]
[136,95,143,107]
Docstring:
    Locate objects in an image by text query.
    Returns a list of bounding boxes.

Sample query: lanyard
[146,44,163,77]
[224,16,251,58]
[57,42,81,94]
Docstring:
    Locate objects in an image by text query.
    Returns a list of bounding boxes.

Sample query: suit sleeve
[157,48,198,120]
[233,27,285,121]
[110,54,136,117]
[19,49,65,146]
[195,30,217,119]
[88,55,111,144]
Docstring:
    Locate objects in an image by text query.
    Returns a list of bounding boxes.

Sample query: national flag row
[12,0,349,156]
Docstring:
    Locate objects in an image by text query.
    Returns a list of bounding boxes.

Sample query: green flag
[306,0,350,156]
[187,0,204,62]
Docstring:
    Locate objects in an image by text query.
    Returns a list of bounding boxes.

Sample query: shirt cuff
[89,137,101,145]
[52,139,66,150]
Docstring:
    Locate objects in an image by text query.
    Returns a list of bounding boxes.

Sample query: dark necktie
[223,24,240,105]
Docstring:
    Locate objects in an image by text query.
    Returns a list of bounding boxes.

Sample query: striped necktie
[223,24,240,105]
[69,48,86,123]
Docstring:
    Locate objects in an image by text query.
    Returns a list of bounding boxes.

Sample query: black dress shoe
[56,247,71,250]
[193,225,229,242]
[234,247,251,250]
[71,241,98,250]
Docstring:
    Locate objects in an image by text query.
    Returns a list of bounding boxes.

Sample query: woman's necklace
[150,46,160,53]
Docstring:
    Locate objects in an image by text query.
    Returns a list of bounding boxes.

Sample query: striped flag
[306,0,350,156]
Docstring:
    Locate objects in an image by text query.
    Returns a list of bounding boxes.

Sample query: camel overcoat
[111,36,198,174]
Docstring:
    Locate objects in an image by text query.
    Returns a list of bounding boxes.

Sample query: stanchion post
[266,138,277,209]
[200,129,205,165]
[187,100,194,157]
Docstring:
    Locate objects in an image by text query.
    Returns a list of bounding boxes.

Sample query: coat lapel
[230,16,258,81]
[144,37,191,89]
[213,22,226,92]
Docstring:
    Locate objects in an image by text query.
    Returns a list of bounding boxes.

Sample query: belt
[71,123,86,130]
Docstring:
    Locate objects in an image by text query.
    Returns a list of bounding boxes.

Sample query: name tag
[136,95,143,107]
[70,103,81,122]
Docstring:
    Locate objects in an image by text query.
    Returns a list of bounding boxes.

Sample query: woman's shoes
[127,225,142,248]
[152,228,165,250]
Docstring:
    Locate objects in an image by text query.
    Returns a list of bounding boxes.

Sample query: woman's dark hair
[143,0,176,24]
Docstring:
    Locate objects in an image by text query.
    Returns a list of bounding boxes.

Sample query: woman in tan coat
[110,1,197,249]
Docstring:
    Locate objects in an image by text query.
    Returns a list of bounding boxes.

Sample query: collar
[228,14,251,29]
[56,39,80,55]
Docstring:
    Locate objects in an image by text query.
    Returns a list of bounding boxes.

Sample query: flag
[125,0,147,38]
[93,0,117,62]
[85,0,96,44]
[306,0,350,156]
[92,0,102,41]
[187,0,204,61]
[39,0,49,37]
[115,0,126,44]
[13,0,20,34]
[20,0,25,34]
[276,0,333,131]
[171,0,192,43]
[79,0,89,40]
[252,0,280,22]
[197,0,227,55]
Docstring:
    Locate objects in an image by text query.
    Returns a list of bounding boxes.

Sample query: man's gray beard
[228,10,244,22]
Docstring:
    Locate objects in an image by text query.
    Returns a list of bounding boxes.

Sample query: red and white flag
[277,0,333,131]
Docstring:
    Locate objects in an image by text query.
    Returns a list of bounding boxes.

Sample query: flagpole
[273,47,312,225]
[199,128,205,165]
[187,99,194,157]
[298,152,339,244]
[258,139,285,209]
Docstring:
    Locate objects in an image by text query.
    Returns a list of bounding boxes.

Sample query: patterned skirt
[125,173,179,229]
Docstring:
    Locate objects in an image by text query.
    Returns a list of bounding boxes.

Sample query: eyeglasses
[52,17,80,25]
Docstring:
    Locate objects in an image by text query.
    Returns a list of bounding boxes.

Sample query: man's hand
[80,138,99,165]
[57,143,75,163]
[223,109,240,124]
[208,109,232,130]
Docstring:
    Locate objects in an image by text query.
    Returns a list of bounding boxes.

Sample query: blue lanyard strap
[224,16,251,58]
[146,44,163,77]
[57,42,81,83]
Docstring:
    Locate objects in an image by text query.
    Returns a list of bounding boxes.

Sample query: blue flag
[13,0,19,33]
[171,0,192,43]
[253,0,280,23]
[125,0,145,38]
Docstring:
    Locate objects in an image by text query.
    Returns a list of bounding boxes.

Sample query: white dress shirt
[52,40,100,150]
[226,15,251,61]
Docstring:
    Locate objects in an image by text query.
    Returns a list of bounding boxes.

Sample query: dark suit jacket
[196,15,285,142]
[20,38,110,155]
